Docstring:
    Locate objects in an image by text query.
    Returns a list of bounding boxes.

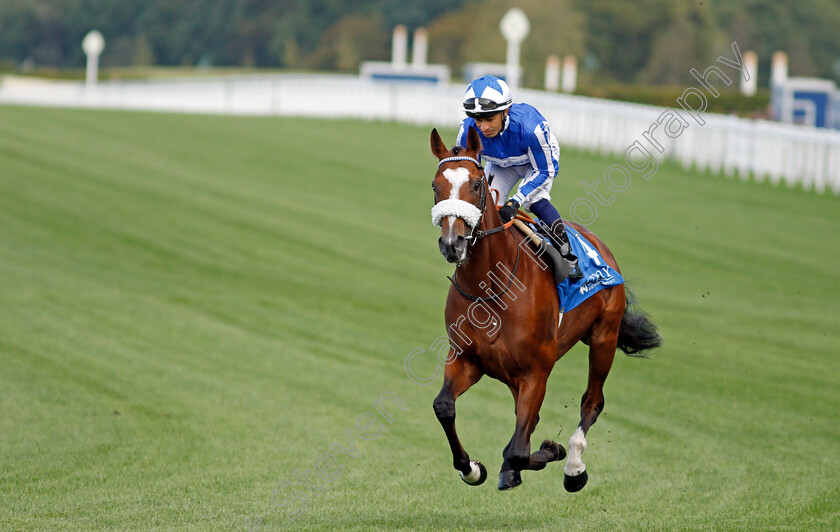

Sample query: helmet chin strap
[500,112,510,134]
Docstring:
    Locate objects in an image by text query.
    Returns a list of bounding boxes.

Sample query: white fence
[2,73,839,194]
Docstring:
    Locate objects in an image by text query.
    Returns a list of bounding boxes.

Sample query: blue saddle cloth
[556,225,624,312]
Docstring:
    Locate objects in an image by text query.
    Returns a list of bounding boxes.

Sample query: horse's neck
[458,214,517,294]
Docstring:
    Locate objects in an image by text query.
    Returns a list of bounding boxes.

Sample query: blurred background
[3,0,840,113]
[2,2,839,530]
[3,0,840,189]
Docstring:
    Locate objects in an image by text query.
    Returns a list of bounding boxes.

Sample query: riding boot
[547,220,584,281]
[529,199,584,281]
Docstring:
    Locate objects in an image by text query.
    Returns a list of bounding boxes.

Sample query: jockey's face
[473,110,508,138]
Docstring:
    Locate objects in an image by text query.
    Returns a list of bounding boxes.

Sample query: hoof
[497,470,522,491]
[539,439,567,462]
[459,460,487,486]
[564,469,588,492]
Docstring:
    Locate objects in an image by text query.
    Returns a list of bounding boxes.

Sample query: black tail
[617,286,662,357]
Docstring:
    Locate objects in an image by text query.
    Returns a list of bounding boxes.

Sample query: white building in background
[772,78,839,130]
[769,50,840,130]
[360,26,450,84]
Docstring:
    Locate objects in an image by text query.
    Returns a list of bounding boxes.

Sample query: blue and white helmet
[462,75,513,117]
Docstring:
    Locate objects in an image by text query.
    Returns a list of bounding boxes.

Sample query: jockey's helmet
[462,75,512,118]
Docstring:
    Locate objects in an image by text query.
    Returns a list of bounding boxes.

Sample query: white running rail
[2,73,838,194]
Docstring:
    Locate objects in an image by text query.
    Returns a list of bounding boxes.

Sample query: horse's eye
[473,180,481,190]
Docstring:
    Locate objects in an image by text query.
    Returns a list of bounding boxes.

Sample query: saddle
[512,219,572,284]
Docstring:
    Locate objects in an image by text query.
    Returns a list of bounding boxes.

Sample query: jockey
[457,75,582,280]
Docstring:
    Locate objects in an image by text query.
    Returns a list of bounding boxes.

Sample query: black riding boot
[546,220,583,281]
[528,200,583,281]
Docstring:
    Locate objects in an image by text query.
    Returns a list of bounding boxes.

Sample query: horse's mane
[451,146,464,155]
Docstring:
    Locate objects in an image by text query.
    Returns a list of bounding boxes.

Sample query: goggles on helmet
[463,97,511,113]
[466,110,503,120]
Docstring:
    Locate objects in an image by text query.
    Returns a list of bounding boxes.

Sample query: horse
[429,126,662,491]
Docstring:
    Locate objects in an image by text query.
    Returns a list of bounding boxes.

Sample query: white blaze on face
[564,426,587,477]
[442,167,471,200]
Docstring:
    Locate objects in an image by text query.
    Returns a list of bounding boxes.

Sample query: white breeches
[487,162,553,210]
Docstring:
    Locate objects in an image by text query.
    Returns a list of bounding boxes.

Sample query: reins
[447,227,522,302]
[468,219,514,241]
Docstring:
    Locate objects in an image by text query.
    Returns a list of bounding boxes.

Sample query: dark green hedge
[577,84,771,118]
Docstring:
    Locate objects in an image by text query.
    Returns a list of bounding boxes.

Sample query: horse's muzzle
[439,234,468,264]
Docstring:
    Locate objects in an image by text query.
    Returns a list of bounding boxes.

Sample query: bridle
[434,156,520,302]
[434,156,513,245]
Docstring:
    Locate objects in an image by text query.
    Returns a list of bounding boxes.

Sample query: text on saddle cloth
[556,225,624,312]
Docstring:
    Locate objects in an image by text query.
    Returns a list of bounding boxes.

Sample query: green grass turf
[1,106,838,531]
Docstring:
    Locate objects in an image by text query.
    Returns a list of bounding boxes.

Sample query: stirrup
[566,260,583,281]
[537,221,564,250]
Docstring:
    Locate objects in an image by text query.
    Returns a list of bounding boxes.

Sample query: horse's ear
[466,126,482,155]
[430,128,448,160]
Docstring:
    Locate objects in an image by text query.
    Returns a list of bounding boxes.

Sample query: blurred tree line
[2,0,839,87]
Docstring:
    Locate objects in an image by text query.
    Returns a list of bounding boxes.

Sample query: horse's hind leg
[433,353,485,486]
[565,324,619,492]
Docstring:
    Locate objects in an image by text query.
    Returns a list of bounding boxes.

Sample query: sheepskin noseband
[431,199,483,228]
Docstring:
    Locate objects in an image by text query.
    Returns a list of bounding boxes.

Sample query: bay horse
[429,127,661,491]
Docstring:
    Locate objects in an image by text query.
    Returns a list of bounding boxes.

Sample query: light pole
[499,8,529,90]
[82,30,105,87]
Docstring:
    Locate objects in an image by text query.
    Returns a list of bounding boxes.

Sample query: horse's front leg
[498,374,554,489]
[432,353,485,485]
[498,389,566,490]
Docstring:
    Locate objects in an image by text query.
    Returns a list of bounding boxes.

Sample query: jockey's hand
[499,200,520,223]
